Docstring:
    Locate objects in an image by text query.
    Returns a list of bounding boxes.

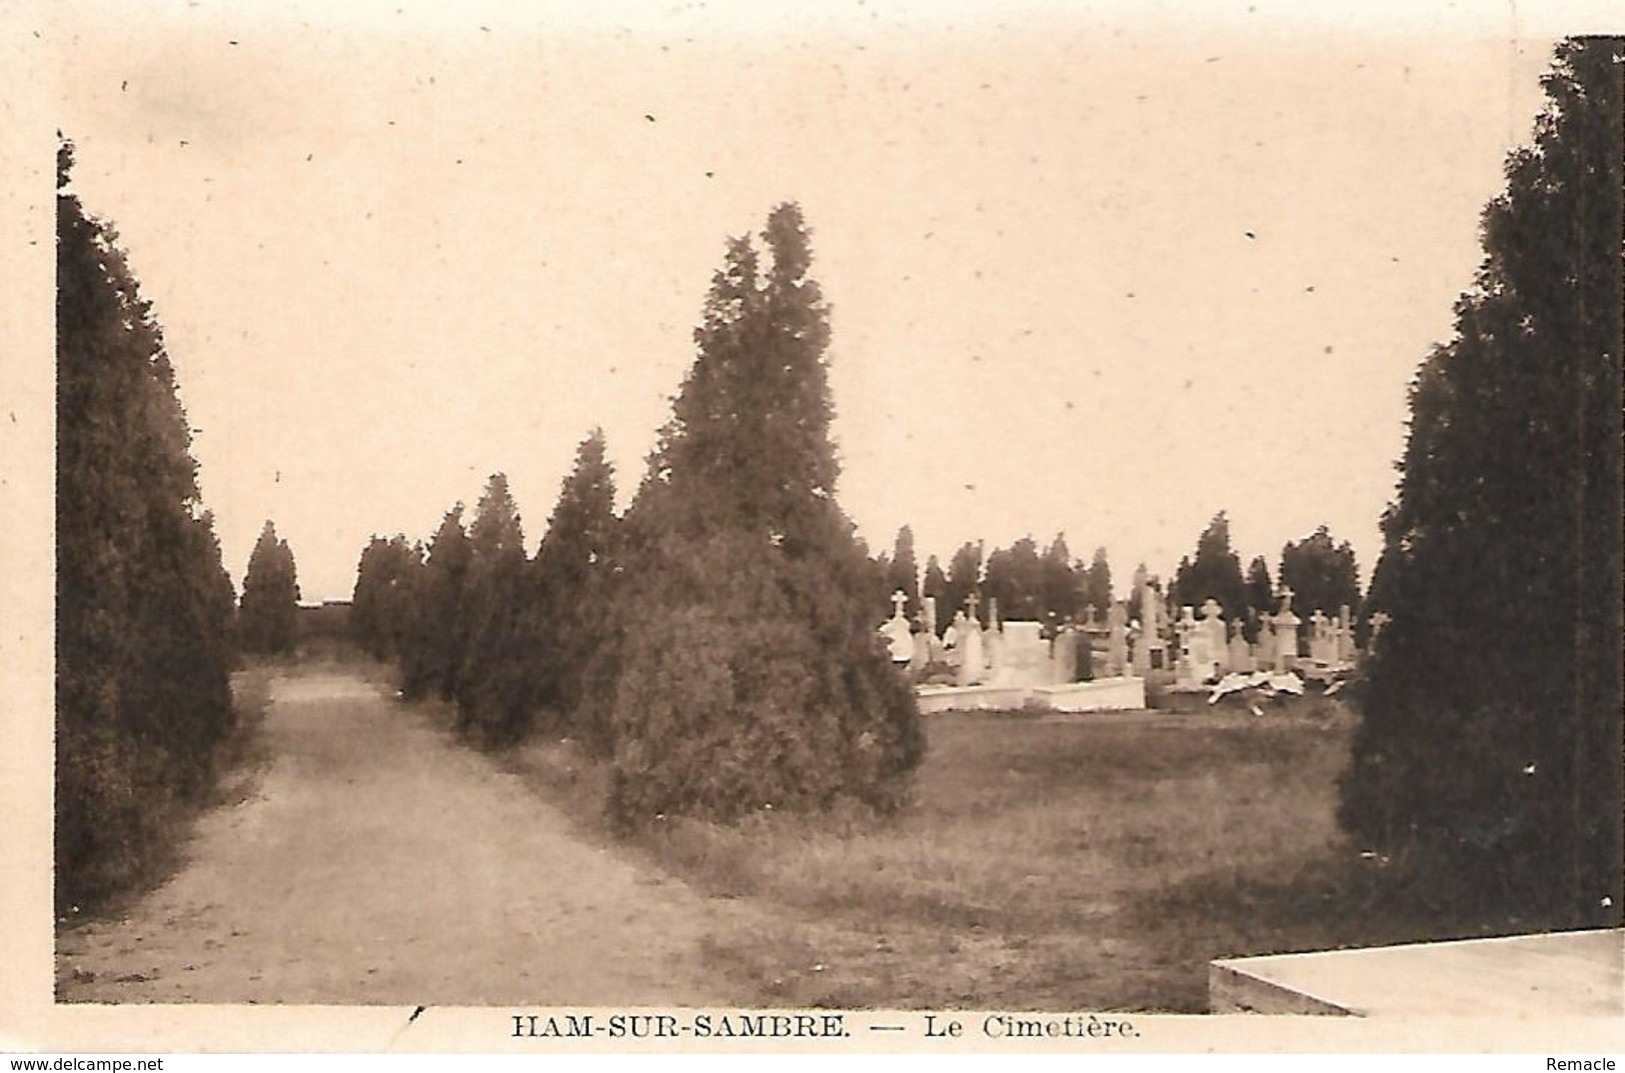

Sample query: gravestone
[1133,579,1163,673]
[1197,598,1227,677]
[1308,609,1336,664]
[1174,605,1199,685]
[1228,619,1253,673]
[909,609,933,672]
[984,595,1005,675]
[1273,587,1301,670]
[880,589,913,664]
[994,621,1050,686]
[1337,604,1357,663]
[942,610,964,668]
[1052,625,1080,683]
[1256,614,1277,670]
[957,596,986,686]
[1105,602,1128,676]
[1319,610,1340,664]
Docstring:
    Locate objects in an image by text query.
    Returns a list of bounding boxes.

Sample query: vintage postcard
[3,0,1622,1057]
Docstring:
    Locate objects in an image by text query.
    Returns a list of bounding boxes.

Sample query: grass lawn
[509,699,1525,1011]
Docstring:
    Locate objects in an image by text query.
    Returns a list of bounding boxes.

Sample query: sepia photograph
[3,0,1623,1055]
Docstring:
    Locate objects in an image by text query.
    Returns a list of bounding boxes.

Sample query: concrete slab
[914,676,1146,714]
[1210,928,1624,1016]
[1029,676,1146,712]
[915,684,1030,713]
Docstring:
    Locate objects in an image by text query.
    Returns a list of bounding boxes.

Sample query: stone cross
[1277,585,1295,616]
[891,589,909,620]
[965,591,980,622]
[1176,606,1198,650]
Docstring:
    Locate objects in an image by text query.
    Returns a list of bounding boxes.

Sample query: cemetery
[881,578,1364,718]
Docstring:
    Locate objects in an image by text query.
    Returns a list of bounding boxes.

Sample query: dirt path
[56,670,752,1006]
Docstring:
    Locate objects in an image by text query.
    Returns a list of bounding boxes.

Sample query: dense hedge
[1341,39,1623,927]
[56,139,238,911]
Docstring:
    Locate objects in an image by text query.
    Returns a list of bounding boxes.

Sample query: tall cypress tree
[1243,555,1274,640]
[607,203,923,827]
[239,520,300,654]
[1341,38,1623,926]
[884,525,921,620]
[984,536,1044,620]
[1171,512,1247,621]
[352,534,420,660]
[532,428,621,750]
[1040,533,1079,622]
[455,474,531,744]
[943,540,985,627]
[400,504,472,701]
[56,136,236,908]
[1081,546,1113,617]
[1278,525,1361,621]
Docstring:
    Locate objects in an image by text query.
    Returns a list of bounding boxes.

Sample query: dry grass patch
[473,695,1523,1010]
[641,704,1371,1009]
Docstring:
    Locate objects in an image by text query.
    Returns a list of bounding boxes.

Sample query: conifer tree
[1278,525,1361,622]
[351,534,420,659]
[532,429,621,750]
[400,505,472,701]
[1342,38,1623,926]
[1081,546,1113,617]
[1171,512,1246,621]
[984,536,1045,620]
[943,541,985,626]
[238,520,300,654]
[884,525,921,620]
[456,474,531,744]
[1039,533,1079,622]
[56,136,236,908]
[1243,555,1274,640]
[606,203,923,826]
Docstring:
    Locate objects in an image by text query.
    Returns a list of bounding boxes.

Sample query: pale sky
[47,0,1593,601]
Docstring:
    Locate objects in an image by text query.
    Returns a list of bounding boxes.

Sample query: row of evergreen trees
[1167,515,1362,637]
[354,204,925,828]
[57,135,309,909]
[878,514,1361,641]
[55,141,240,910]
[879,530,1114,631]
